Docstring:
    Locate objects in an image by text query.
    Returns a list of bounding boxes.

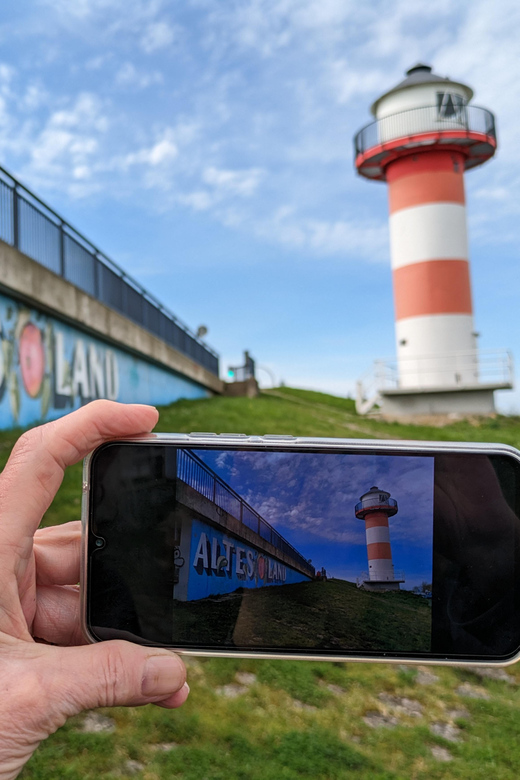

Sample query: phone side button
[189,432,218,436]
[262,434,296,440]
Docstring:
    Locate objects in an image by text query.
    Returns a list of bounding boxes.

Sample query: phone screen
[86,443,520,662]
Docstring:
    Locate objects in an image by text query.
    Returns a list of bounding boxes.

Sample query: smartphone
[81,433,520,666]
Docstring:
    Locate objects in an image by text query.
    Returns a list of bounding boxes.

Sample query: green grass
[1,387,519,779]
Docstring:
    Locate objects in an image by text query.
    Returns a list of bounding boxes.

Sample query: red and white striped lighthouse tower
[354,64,513,416]
[355,486,404,592]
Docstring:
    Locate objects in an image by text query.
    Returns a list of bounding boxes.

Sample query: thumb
[42,641,188,720]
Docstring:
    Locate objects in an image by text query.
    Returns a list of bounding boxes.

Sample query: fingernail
[142,655,185,698]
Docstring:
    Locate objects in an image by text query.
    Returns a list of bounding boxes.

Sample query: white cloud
[85,54,112,70]
[26,93,107,181]
[121,132,179,168]
[21,83,48,111]
[327,59,387,105]
[178,166,264,216]
[0,63,15,87]
[141,20,177,53]
[253,210,389,261]
[49,93,108,132]
[203,166,263,197]
[114,62,163,89]
[202,0,360,57]
[42,0,164,22]
[41,0,128,21]
[178,191,212,211]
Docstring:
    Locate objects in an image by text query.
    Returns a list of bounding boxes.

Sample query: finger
[34,522,81,586]
[154,682,190,709]
[0,401,158,541]
[39,641,187,719]
[33,585,86,647]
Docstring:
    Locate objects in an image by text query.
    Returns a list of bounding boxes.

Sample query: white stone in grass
[378,693,423,717]
[430,722,462,743]
[448,708,470,721]
[79,712,116,733]
[149,743,178,752]
[431,746,453,762]
[416,668,440,685]
[235,672,257,686]
[292,699,317,712]
[122,760,145,775]
[471,666,516,684]
[326,683,345,695]
[363,712,399,728]
[456,683,490,700]
[215,683,248,698]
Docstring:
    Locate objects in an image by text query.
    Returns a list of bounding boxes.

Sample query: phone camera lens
[95,538,105,548]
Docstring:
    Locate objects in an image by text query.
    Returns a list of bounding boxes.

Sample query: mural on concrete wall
[0,292,209,430]
[180,518,311,602]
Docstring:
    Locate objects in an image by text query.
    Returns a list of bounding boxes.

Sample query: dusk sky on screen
[0,1,518,409]
[194,449,434,589]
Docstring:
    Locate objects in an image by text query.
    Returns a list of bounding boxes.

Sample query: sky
[0,1,519,410]
[194,448,435,589]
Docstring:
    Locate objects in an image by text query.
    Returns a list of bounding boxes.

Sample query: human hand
[0,401,188,780]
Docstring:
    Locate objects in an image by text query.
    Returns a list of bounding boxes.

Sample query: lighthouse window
[436,91,465,121]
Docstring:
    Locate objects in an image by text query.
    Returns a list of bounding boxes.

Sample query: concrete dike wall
[173,452,314,602]
[0,240,223,429]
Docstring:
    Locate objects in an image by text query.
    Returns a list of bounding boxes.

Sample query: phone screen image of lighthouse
[172,449,434,653]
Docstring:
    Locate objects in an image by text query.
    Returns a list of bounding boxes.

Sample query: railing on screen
[177,448,315,577]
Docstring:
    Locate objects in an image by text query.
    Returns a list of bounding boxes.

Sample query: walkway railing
[372,349,513,391]
[355,497,397,514]
[177,448,315,577]
[0,165,219,376]
[354,104,496,158]
[355,349,513,415]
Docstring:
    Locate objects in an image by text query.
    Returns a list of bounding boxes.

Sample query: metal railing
[355,498,397,514]
[177,448,315,577]
[373,349,513,391]
[355,349,513,415]
[0,165,219,376]
[229,353,256,382]
[354,104,496,158]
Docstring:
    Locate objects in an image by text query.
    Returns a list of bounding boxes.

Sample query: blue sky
[0,1,519,409]
[194,449,434,589]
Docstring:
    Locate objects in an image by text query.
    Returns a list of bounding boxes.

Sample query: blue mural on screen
[0,292,209,430]
[185,518,311,601]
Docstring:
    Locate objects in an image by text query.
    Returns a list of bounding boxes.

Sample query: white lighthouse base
[360,580,401,592]
[356,571,405,591]
[356,352,513,418]
[378,384,505,418]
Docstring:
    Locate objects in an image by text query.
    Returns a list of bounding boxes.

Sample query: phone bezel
[81,432,520,667]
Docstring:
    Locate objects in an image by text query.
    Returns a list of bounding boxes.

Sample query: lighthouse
[354,64,513,416]
[355,486,404,591]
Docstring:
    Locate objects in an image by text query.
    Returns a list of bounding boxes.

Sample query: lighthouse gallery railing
[355,498,397,514]
[354,104,496,158]
[0,165,219,376]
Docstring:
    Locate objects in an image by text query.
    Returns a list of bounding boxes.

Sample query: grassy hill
[2,388,520,779]
[174,579,431,653]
